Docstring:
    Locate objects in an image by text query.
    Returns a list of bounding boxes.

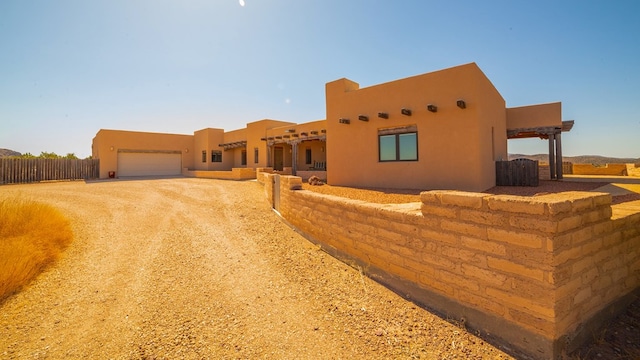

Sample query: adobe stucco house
[92,63,572,191]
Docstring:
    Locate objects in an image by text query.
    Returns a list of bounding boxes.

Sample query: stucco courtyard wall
[572,163,628,176]
[265,174,640,359]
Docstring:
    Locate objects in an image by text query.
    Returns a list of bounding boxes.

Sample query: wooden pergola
[507,120,574,180]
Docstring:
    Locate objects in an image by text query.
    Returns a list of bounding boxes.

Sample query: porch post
[267,144,272,167]
[291,142,298,176]
[548,133,556,180]
[555,132,563,180]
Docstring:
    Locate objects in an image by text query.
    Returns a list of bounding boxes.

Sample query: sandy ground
[0,178,517,359]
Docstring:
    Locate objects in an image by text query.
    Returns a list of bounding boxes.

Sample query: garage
[117,150,182,177]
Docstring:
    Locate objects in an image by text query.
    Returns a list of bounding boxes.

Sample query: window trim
[211,150,222,163]
[378,126,418,162]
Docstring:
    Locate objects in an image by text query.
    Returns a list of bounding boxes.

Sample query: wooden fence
[0,158,100,185]
[495,159,539,186]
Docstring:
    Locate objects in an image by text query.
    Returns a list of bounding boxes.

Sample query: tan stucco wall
[325,62,507,192]
[506,102,561,130]
[193,128,225,171]
[92,129,193,178]
[246,119,297,169]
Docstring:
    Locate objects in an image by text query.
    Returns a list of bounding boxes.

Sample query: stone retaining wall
[183,167,256,180]
[263,174,640,359]
[573,163,628,176]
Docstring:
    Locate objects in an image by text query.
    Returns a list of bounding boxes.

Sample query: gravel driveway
[0,178,516,359]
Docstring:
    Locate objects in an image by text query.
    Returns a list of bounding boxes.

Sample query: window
[254,148,259,164]
[305,148,312,165]
[379,125,418,162]
[211,150,222,162]
[202,150,207,163]
[241,150,247,165]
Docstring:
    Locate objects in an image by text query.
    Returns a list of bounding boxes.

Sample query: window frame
[211,150,222,163]
[254,147,259,164]
[378,125,418,162]
[202,150,207,163]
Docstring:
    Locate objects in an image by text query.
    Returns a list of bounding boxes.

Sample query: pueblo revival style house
[92,63,573,191]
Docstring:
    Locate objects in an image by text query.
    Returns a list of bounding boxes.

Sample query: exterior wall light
[401,108,412,116]
[110,146,114,151]
[358,115,369,122]
[378,112,389,119]
[339,118,350,124]
[427,104,438,113]
[457,100,466,109]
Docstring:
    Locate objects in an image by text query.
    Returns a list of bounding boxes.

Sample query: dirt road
[1,178,515,359]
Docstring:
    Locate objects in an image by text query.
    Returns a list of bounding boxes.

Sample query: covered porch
[507,120,574,180]
[263,129,327,180]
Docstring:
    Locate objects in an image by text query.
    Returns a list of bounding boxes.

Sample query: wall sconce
[110,146,114,151]
[401,108,412,116]
[339,118,350,124]
[378,112,389,119]
[185,148,189,153]
[457,99,466,109]
[427,104,438,113]
[358,114,369,122]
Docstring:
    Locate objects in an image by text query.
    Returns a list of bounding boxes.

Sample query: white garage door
[117,151,182,177]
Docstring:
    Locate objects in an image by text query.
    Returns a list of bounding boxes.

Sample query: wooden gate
[495,159,539,187]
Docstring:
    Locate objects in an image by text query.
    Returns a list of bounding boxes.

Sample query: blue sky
[1,0,638,158]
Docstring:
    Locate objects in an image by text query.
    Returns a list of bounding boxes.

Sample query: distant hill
[0,148,21,158]
[509,154,640,165]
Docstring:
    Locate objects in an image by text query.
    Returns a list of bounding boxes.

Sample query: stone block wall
[572,163,628,176]
[183,168,256,180]
[271,175,640,359]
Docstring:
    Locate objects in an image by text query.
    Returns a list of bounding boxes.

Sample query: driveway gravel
[0,178,514,359]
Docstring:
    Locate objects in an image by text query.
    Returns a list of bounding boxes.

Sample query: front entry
[274,147,284,171]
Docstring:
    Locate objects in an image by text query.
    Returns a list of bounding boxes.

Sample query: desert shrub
[0,197,73,302]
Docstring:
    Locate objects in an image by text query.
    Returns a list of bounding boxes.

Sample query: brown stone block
[440,270,480,291]
[487,257,544,281]
[458,291,506,316]
[581,267,599,285]
[487,228,544,249]
[553,246,582,266]
[422,251,457,271]
[420,204,458,219]
[485,287,555,319]
[460,208,508,226]
[420,228,459,245]
[508,308,555,335]
[571,256,594,275]
[441,219,487,238]
[388,262,419,283]
[571,226,594,245]
[591,275,612,292]
[509,215,558,233]
[487,195,546,215]
[581,238,603,256]
[376,227,403,243]
[461,263,507,286]
[460,236,507,256]
[573,287,592,305]
[418,273,455,296]
[557,215,583,232]
[555,276,583,300]
[592,220,614,236]
[547,233,572,252]
[438,191,488,209]
[442,245,487,267]
[509,247,552,268]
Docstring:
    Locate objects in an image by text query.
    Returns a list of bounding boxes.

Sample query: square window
[379,130,418,162]
[211,150,222,162]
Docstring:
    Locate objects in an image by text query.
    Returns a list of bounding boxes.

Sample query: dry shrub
[0,197,73,302]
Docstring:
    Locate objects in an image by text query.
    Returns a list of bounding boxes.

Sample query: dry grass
[0,197,73,302]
